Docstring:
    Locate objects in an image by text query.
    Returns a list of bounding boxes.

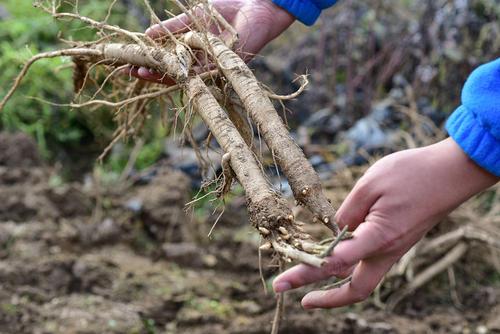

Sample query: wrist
[255,0,295,29]
[427,138,498,203]
[267,0,296,25]
[244,0,295,45]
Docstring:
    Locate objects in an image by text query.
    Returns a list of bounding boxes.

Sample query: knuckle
[352,176,371,196]
[371,223,403,255]
[324,257,350,276]
[369,222,387,244]
[349,282,372,302]
[353,288,371,302]
[351,175,377,202]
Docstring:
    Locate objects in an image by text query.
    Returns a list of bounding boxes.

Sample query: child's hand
[273,138,498,309]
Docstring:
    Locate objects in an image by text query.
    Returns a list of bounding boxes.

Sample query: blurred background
[0,0,499,333]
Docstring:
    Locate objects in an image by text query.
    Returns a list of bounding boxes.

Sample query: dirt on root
[1,131,499,334]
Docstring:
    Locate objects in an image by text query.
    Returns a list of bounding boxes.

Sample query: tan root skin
[185,75,326,266]
[186,76,290,227]
[184,32,339,235]
[94,43,187,80]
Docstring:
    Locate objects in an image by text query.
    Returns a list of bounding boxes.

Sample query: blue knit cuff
[446,105,500,177]
[273,0,337,26]
[311,0,338,9]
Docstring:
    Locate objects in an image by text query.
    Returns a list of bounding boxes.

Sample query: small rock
[124,198,143,213]
[476,325,488,334]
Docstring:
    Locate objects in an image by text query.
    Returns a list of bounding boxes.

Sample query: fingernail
[137,67,149,77]
[301,295,313,307]
[302,302,314,309]
[145,25,158,37]
[302,291,325,309]
[274,282,291,293]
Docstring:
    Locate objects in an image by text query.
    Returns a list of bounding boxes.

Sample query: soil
[1,132,499,334]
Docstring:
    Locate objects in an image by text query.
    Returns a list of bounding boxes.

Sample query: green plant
[0,0,144,159]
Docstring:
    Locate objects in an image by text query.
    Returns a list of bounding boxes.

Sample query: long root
[184,75,329,266]
[184,31,340,235]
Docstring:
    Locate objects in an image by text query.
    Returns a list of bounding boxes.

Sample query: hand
[273,138,498,309]
[132,0,295,84]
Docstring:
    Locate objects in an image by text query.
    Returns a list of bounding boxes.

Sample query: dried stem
[319,225,349,258]
[271,259,285,334]
[0,48,102,112]
[387,242,468,310]
[266,75,309,101]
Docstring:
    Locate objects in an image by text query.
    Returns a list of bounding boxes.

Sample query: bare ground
[1,132,499,334]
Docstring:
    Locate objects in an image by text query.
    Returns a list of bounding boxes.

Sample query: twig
[447,266,462,309]
[207,205,225,239]
[266,75,309,101]
[387,242,468,310]
[321,275,352,290]
[0,48,102,112]
[104,0,118,23]
[271,241,326,268]
[202,0,238,47]
[259,236,269,295]
[89,64,129,99]
[271,259,285,334]
[142,0,183,47]
[29,84,180,109]
[52,12,158,66]
[319,225,349,258]
[118,138,144,182]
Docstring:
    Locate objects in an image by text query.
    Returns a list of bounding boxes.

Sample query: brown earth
[0,132,499,334]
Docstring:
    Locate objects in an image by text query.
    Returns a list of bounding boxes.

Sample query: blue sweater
[273,0,338,26]
[272,0,500,177]
[446,59,500,176]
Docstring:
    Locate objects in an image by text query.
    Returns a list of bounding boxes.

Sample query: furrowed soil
[1,132,499,334]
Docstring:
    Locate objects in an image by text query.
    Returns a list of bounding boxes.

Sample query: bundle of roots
[0,0,347,271]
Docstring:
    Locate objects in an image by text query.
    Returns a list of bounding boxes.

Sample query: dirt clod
[0,132,41,168]
[133,167,191,242]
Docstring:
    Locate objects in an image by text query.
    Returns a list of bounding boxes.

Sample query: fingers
[125,66,176,86]
[145,4,231,39]
[273,222,389,292]
[128,62,215,85]
[301,256,394,309]
[146,13,192,38]
[272,258,355,293]
[335,174,380,232]
[134,6,220,85]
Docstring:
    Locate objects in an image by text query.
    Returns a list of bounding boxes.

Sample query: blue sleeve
[446,58,500,177]
[272,0,338,26]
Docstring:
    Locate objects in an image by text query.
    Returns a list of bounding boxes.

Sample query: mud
[0,131,499,334]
